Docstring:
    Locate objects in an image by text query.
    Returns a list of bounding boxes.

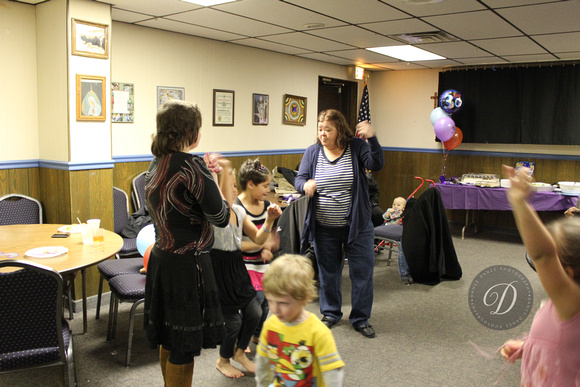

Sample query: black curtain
[438,65,580,145]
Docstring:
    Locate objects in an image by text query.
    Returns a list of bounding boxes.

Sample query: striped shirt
[314,145,353,227]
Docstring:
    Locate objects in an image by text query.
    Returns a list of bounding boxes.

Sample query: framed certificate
[213,89,235,126]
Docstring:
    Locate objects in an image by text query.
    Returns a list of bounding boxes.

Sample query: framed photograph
[71,19,109,59]
[213,89,235,126]
[157,86,185,110]
[111,82,134,123]
[76,74,106,121]
[252,93,269,125]
[283,94,307,126]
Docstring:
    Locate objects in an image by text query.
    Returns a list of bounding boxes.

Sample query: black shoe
[321,316,338,329]
[354,323,376,338]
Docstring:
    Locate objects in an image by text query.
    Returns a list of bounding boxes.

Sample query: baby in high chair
[383,196,406,225]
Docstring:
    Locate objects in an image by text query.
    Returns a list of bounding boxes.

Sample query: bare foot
[245,346,251,353]
[216,357,244,378]
[233,349,255,373]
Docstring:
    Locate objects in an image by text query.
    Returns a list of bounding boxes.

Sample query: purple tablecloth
[435,183,578,211]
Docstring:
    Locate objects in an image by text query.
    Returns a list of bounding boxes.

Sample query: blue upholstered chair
[0,194,42,225]
[113,187,139,257]
[106,273,146,366]
[374,223,403,266]
[131,171,147,212]
[0,260,76,386]
[94,188,142,320]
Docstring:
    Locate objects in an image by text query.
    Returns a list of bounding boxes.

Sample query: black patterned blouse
[145,152,230,254]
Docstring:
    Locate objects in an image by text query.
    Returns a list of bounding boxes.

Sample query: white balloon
[430,107,450,126]
[136,224,156,256]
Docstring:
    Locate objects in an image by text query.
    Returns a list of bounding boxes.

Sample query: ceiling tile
[385,0,485,17]
[282,0,409,24]
[372,61,427,71]
[424,10,523,40]
[416,41,495,59]
[111,8,154,24]
[305,26,400,49]
[296,52,357,66]
[496,1,580,35]
[260,32,353,52]
[231,38,312,55]
[137,18,245,41]
[167,8,291,37]
[360,18,440,37]
[501,53,562,63]
[101,0,201,16]
[213,0,346,30]
[326,49,399,63]
[472,36,549,57]
[533,32,580,55]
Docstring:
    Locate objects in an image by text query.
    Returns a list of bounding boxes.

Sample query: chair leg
[67,334,77,387]
[96,274,104,320]
[68,289,74,319]
[125,299,145,366]
[106,293,119,341]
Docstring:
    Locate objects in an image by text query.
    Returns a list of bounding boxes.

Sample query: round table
[0,224,123,333]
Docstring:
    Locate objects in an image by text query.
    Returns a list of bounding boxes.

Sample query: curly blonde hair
[263,254,316,304]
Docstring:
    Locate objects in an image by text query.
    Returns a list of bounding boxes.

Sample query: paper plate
[58,224,84,234]
[25,246,69,258]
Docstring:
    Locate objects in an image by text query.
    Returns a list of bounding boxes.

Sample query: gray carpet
[1,227,542,386]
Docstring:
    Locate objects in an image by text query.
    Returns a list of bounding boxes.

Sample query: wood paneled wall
[375,151,580,231]
[2,151,579,301]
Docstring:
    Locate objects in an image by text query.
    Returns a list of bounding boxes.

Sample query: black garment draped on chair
[401,188,462,285]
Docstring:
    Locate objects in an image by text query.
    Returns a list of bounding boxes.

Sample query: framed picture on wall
[252,93,269,125]
[213,89,235,126]
[283,94,307,126]
[157,86,185,110]
[71,19,109,59]
[111,82,134,123]
[76,74,106,121]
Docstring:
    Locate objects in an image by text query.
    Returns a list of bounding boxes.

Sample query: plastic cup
[93,228,105,244]
[87,219,101,230]
[81,226,94,245]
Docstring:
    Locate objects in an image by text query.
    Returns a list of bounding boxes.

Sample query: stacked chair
[96,187,147,366]
[131,171,147,211]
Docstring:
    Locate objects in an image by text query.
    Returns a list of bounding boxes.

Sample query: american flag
[356,83,371,138]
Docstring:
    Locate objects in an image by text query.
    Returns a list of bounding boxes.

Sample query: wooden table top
[0,224,123,274]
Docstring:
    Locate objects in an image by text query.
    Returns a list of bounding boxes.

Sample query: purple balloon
[434,116,456,142]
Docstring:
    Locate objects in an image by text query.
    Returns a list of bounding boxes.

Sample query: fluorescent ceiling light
[180,0,237,6]
[367,45,445,61]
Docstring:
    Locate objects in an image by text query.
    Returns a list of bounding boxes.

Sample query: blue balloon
[136,224,156,256]
[439,89,463,114]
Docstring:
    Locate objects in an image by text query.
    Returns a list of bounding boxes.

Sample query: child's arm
[383,208,394,220]
[503,165,580,320]
[254,353,272,387]
[242,204,282,246]
[322,367,344,387]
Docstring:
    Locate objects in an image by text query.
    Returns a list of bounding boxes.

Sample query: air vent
[391,31,457,44]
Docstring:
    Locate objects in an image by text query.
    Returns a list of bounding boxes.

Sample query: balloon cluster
[431,89,464,151]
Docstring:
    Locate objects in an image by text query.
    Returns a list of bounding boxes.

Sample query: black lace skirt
[210,248,256,315]
[144,247,225,356]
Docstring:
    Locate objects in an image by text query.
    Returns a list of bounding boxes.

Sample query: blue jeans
[313,221,375,327]
[398,244,411,282]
